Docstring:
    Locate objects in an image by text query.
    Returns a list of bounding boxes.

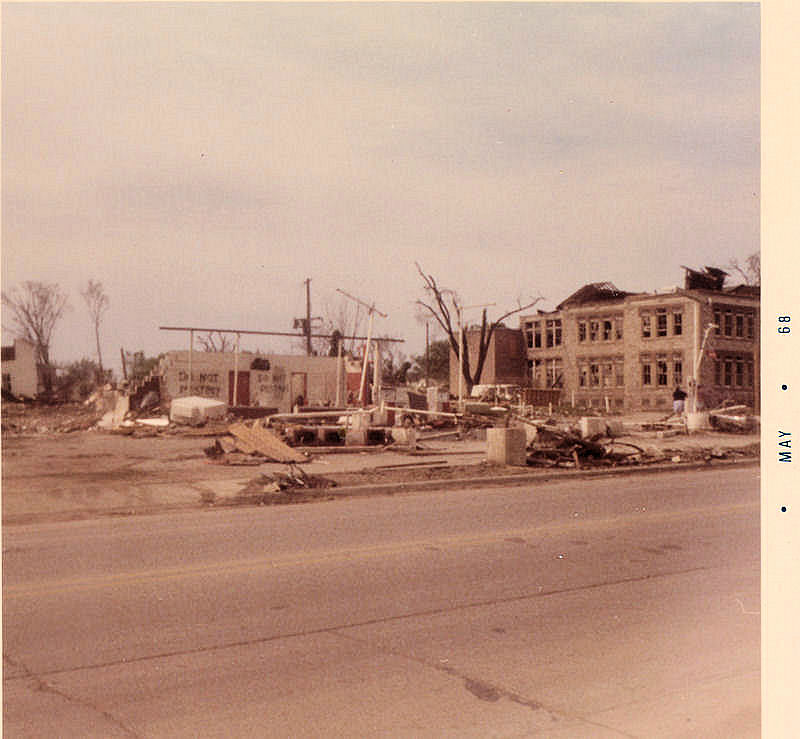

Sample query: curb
[318,456,759,499]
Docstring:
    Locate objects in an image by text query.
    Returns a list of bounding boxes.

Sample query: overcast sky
[2,2,760,371]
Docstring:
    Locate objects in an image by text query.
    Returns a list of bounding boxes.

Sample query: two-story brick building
[453,267,760,412]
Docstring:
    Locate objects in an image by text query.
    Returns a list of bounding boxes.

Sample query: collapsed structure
[452,267,760,413]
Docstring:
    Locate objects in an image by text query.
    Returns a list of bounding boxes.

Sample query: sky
[2,2,760,373]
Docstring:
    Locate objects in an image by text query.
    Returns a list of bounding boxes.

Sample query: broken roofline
[158,326,403,342]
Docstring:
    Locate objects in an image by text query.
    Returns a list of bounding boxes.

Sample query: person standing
[672,385,687,415]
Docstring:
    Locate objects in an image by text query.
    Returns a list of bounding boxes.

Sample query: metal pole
[359,309,375,405]
[458,308,464,406]
[373,342,381,406]
[233,333,240,406]
[305,278,312,356]
[188,330,193,397]
[335,338,343,406]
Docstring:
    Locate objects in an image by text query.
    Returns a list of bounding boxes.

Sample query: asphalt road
[3,466,759,738]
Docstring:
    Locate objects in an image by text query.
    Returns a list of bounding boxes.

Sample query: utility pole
[336,289,387,405]
[305,278,312,356]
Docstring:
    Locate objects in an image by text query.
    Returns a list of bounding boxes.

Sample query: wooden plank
[228,422,307,463]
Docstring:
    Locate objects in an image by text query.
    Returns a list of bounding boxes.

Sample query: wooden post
[359,309,375,405]
[120,347,128,381]
[188,330,194,397]
[373,342,381,406]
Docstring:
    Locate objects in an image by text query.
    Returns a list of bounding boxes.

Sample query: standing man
[672,385,687,416]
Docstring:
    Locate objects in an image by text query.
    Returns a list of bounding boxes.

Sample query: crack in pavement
[3,653,142,738]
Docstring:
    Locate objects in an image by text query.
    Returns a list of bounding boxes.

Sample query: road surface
[3,466,759,737]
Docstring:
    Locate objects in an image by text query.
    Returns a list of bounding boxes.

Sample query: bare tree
[2,281,69,393]
[727,252,760,286]
[196,331,234,352]
[415,263,542,395]
[81,279,109,375]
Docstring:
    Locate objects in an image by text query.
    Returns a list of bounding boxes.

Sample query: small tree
[81,279,109,376]
[2,281,69,394]
[727,252,760,286]
[196,331,234,352]
[415,263,542,395]
[412,339,451,384]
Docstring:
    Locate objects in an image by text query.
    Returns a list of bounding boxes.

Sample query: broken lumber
[228,422,308,463]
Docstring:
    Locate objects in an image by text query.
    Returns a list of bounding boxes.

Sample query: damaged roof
[556,282,631,310]
[681,265,729,291]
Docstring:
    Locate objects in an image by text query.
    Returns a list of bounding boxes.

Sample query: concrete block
[390,426,417,447]
[686,412,711,433]
[345,428,368,446]
[579,417,606,439]
[486,427,527,466]
[170,396,227,426]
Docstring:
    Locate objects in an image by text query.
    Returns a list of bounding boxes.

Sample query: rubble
[234,465,336,505]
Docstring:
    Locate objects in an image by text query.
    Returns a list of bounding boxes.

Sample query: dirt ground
[1,402,759,524]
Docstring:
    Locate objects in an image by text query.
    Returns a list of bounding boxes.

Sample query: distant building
[448,326,526,396]
[1,338,40,398]
[159,350,347,413]
[452,267,760,412]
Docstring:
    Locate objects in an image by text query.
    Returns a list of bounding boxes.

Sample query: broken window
[656,311,668,337]
[746,315,754,339]
[534,322,542,348]
[673,312,682,335]
[724,313,733,337]
[532,359,543,386]
[603,362,613,387]
[642,363,652,386]
[746,360,754,386]
[615,360,625,387]
[673,357,683,386]
[656,358,668,386]
[735,357,744,386]
[590,363,600,387]
[615,317,623,340]
[578,321,587,342]
[546,359,563,388]
[590,320,599,341]
[526,331,533,348]
[714,360,721,385]
[735,315,744,338]
[579,364,588,387]
[641,314,651,338]
[603,320,612,341]
[714,310,721,335]
[545,319,562,348]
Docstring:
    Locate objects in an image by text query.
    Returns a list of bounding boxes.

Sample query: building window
[724,358,733,386]
[714,360,721,385]
[673,312,682,335]
[2,373,11,394]
[747,315,754,339]
[590,320,599,342]
[578,321,587,342]
[533,322,542,348]
[615,360,625,387]
[642,362,652,386]
[714,311,721,335]
[746,360,754,386]
[735,315,744,338]
[656,311,668,337]
[602,362,613,386]
[724,313,733,337]
[590,363,600,387]
[615,317,623,340]
[603,320,612,341]
[735,357,744,386]
[656,358,668,386]
[546,359,563,388]
[532,359,543,386]
[642,314,651,338]
[579,364,588,387]
[545,319,562,348]
[673,358,683,386]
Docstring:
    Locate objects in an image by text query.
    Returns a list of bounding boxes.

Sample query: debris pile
[525,424,644,468]
[235,465,336,505]
[204,420,309,464]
